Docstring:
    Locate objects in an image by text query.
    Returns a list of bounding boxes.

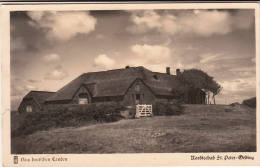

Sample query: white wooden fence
[135,104,153,118]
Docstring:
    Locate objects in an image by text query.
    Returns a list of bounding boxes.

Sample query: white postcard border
[1,2,260,167]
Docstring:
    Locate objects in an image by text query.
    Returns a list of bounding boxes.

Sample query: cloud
[215,76,256,104]
[11,77,39,96]
[229,66,255,73]
[199,53,233,64]
[230,10,255,30]
[229,66,256,78]
[131,44,171,64]
[27,11,45,21]
[42,53,60,62]
[25,84,37,90]
[11,76,41,110]
[12,84,35,97]
[94,54,116,69]
[128,10,161,34]
[96,34,105,39]
[129,10,254,37]
[27,11,97,41]
[193,51,256,80]
[112,43,176,73]
[11,37,26,52]
[27,79,41,83]
[44,65,68,80]
[220,77,255,97]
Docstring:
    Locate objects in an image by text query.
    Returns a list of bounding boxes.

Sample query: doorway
[135,94,141,104]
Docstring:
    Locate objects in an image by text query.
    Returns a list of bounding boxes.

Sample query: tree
[176,69,222,104]
[207,79,222,104]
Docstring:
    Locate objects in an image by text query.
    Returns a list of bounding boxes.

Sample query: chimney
[176,68,181,76]
[166,67,170,75]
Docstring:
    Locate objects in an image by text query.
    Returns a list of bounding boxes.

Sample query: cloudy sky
[10,9,256,110]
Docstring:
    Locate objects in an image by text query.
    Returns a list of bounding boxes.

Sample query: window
[79,98,88,104]
[26,105,32,112]
[135,84,140,92]
[78,93,89,104]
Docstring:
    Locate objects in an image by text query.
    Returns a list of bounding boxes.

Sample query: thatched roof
[46,66,183,102]
[23,91,55,108]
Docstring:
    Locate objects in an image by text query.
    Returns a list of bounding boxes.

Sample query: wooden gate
[135,104,153,118]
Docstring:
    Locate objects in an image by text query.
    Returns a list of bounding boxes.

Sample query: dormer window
[78,93,89,104]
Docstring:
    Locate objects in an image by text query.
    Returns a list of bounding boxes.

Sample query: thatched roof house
[18,91,55,113]
[18,66,206,113]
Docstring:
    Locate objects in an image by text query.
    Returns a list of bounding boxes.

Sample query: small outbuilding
[18,91,55,113]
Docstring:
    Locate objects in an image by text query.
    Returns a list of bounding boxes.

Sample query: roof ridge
[81,66,146,76]
[30,90,55,93]
[152,71,176,76]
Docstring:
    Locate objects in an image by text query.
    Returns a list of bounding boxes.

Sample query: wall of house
[184,89,206,104]
[122,79,156,106]
[18,98,41,113]
[93,96,123,103]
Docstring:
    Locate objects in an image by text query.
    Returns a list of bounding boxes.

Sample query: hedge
[242,97,256,108]
[12,102,125,137]
[153,101,183,116]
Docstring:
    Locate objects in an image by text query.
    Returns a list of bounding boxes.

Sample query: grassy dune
[12,104,256,153]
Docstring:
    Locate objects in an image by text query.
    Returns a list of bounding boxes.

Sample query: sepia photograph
[9,8,257,154]
[1,3,259,167]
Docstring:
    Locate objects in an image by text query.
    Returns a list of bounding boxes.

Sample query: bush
[128,108,137,118]
[229,102,240,107]
[242,97,256,108]
[120,106,136,119]
[153,101,183,116]
[12,102,125,137]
